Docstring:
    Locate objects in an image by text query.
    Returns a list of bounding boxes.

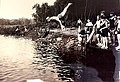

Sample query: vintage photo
[0,0,120,82]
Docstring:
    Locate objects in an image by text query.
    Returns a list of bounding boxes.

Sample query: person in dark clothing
[77,19,85,46]
[109,12,117,45]
[116,16,120,50]
[99,11,109,49]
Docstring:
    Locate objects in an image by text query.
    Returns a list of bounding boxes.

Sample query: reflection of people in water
[46,3,72,31]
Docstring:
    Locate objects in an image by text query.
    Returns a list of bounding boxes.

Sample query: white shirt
[117,20,120,29]
[86,22,93,27]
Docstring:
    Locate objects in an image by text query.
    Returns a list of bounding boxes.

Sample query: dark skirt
[97,29,101,34]
[101,28,109,37]
[79,30,86,35]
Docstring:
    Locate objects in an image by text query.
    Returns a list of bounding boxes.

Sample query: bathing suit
[100,21,109,37]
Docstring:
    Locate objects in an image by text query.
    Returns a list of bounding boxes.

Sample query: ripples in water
[0,35,103,82]
[34,38,103,82]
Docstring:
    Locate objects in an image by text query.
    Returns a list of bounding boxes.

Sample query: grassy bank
[0,25,42,40]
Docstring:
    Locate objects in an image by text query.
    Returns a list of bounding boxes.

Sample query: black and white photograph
[0,0,120,82]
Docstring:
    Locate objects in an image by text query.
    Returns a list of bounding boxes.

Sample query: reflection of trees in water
[32,30,115,82]
[33,36,84,82]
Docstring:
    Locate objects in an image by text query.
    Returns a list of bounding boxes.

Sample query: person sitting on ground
[46,3,72,31]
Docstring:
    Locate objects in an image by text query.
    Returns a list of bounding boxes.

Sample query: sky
[0,0,56,19]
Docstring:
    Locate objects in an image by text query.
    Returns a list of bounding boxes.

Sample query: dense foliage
[0,18,33,25]
[32,0,119,25]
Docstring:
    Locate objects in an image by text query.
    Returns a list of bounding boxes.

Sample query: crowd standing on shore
[78,10,120,50]
[46,7,119,50]
[45,3,120,50]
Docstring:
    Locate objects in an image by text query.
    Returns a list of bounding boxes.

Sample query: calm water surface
[0,35,59,82]
[0,35,107,82]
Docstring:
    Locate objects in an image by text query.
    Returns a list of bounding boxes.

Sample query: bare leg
[101,37,105,49]
[118,34,120,46]
[46,16,65,30]
[99,35,103,47]
[116,34,120,50]
[46,3,72,31]
[57,19,65,31]
[105,37,108,49]
[96,34,100,43]
[78,26,81,33]
[78,25,82,46]
[57,3,72,18]
[78,34,82,46]
[96,34,102,47]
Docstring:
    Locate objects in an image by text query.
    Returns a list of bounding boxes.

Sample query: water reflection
[0,35,37,82]
[0,35,106,82]
[34,37,104,82]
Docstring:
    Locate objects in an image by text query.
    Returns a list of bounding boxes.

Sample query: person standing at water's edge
[115,16,120,50]
[109,12,116,46]
[96,15,102,47]
[99,11,109,49]
[46,3,72,31]
[77,19,83,46]
[85,19,93,41]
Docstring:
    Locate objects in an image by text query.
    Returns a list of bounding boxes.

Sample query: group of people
[46,3,120,50]
[78,11,120,50]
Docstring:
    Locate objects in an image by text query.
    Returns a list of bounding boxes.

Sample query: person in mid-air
[46,3,72,31]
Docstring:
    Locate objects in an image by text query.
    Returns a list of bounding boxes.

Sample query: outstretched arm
[46,16,65,30]
[57,3,72,18]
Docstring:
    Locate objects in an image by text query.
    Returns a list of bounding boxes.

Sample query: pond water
[0,35,61,82]
[0,35,111,82]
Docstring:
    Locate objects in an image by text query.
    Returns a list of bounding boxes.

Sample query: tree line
[0,18,34,26]
[1,0,119,26]
[32,0,119,25]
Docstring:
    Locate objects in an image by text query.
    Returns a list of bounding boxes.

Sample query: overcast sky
[0,0,56,19]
